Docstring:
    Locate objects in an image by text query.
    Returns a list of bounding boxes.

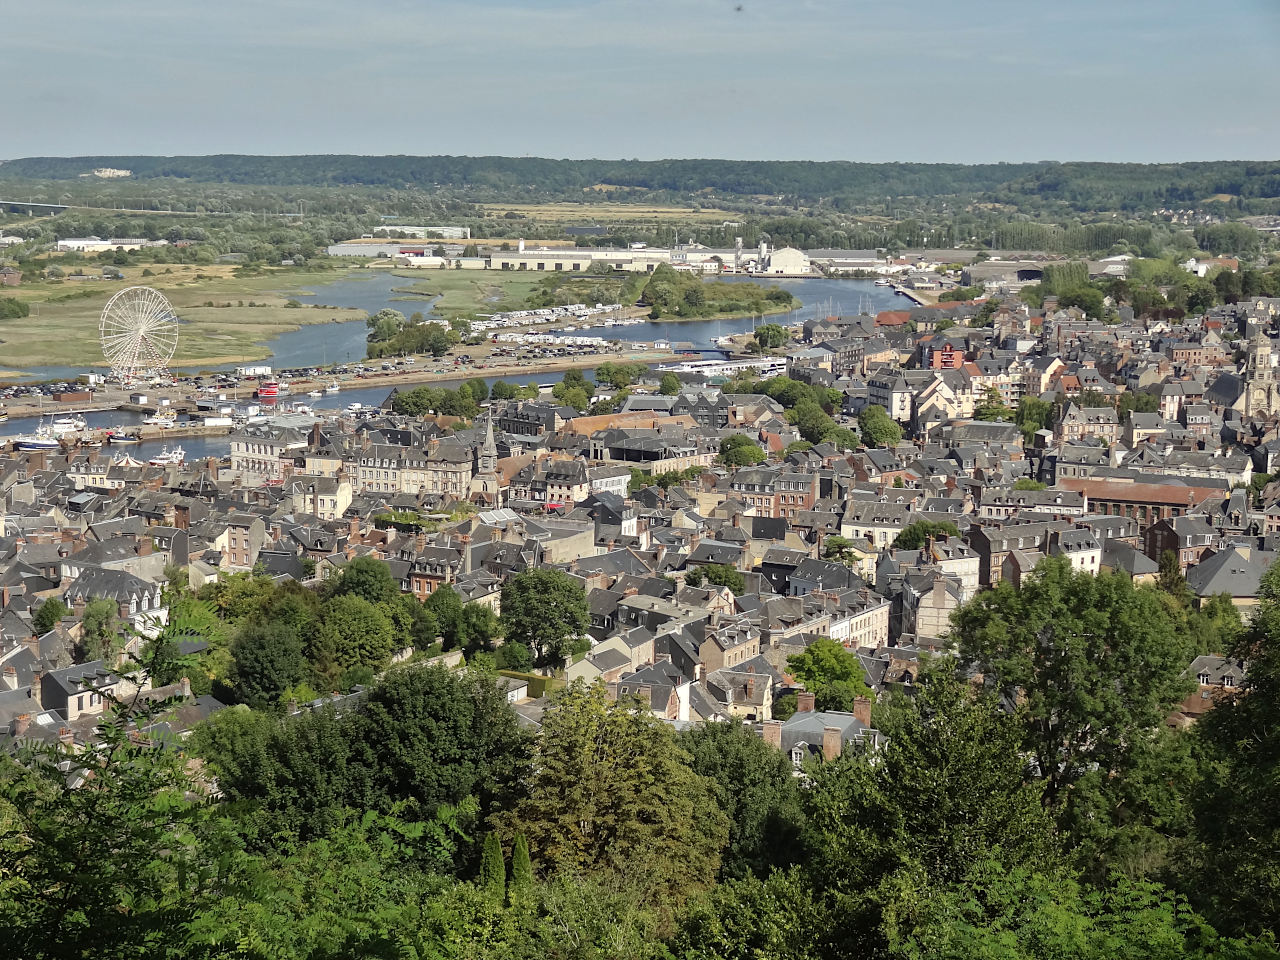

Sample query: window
[1198,673,1211,685]
[1223,675,1236,688]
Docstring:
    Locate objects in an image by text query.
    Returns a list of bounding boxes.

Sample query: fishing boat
[15,423,60,451]
[148,446,186,467]
[256,380,280,400]
[51,415,87,434]
[107,431,142,445]
[325,382,341,394]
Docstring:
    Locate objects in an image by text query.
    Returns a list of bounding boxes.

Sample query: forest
[3,535,1279,958]
[4,155,1280,213]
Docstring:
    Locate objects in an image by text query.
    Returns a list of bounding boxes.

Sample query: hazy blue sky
[9,0,1280,162]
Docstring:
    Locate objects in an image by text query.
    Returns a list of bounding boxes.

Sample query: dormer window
[1198,673,1211,685]
[1223,675,1236,688]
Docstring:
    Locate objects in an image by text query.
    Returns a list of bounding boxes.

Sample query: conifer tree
[479,831,506,903]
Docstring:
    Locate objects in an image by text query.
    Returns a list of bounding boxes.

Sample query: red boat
[256,380,280,400]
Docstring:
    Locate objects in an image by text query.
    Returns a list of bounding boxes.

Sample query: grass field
[477,201,740,226]
[388,270,546,320]
[0,264,364,368]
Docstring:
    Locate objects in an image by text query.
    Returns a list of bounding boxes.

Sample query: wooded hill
[3,155,1279,211]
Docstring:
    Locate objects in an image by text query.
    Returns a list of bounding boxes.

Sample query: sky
[8,0,1280,163]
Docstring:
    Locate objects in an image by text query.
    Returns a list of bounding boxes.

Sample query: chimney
[137,537,153,557]
[763,719,783,749]
[13,713,31,738]
[174,503,190,530]
[349,516,361,544]
[745,677,756,700]
[853,695,873,728]
[23,632,40,656]
[822,726,842,762]
[931,576,946,605]
[796,690,816,713]
[58,727,75,750]
[415,529,427,553]
[179,676,192,699]
[30,668,42,710]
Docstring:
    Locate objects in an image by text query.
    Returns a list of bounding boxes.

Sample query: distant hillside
[2,155,1278,211]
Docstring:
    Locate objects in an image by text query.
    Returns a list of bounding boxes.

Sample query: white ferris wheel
[99,286,180,383]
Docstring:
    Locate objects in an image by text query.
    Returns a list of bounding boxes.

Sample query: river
[8,274,905,459]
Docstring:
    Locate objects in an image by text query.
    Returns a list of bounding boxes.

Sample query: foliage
[719,433,766,466]
[974,386,1015,421]
[500,569,590,668]
[595,361,649,389]
[31,598,68,634]
[859,404,903,447]
[685,563,746,596]
[1013,477,1047,490]
[754,322,789,349]
[659,372,682,395]
[479,831,507,902]
[391,382,479,417]
[953,557,1194,871]
[787,638,872,701]
[79,597,120,662]
[1190,560,1280,936]
[496,681,729,910]
[309,593,396,687]
[1016,395,1055,442]
[892,520,960,550]
[681,722,805,879]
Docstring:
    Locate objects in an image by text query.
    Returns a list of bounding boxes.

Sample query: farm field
[476,201,740,226]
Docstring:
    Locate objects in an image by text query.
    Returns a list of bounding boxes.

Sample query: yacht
[148,446,186,467]
[51,415,87,434]
[874,278,892,286]
[143,410,177,427]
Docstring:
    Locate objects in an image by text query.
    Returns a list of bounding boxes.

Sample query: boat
[325,382,341,394]
[108,431,142,445]
[148,446,186,467]
[51,415,87,434]
[345,402,364,415]
[84,439,104,449]
[0,411,9,424]
[308,390,323,399]
[143,410,177,427]
[14,423,60,451]
[874,278,892,286]
[256,380,280,400]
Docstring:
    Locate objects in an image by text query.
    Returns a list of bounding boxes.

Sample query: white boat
[51,416,87,434]
[345,402,364,415]
[15,423,60,451]
[325,382,341,394]
[143,411,177,427]
[148,446,185,467]
[874,278,892,286]
[308,390,323,398]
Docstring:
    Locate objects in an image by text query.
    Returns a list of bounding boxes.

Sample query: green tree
[1012,477,1047,490]
[479,831,506,903]
[787,637,871,695]
[681,721,805,879]
[510,833,534,903]
[32,599,68,635]
[328,554,399,606]
[424,583,464,648]
[686,563,746,596]
[498,681,729,908]
[803,667,1060,952]
[311,594,396,687]
[500,569,589,669]
[953,557,1193,867]
[858,404,902,448]
[892,519,960,550]
[1158,549,1191,603]
[490,379,518,401]
[974,386,1015,421]
[230,620,309,709]
[659,372,682,395]
[1191,560,1280,936]
[720,434,766,466]
[80,598,120,662]
[754,323,789,350]
[1016,395,1055,442]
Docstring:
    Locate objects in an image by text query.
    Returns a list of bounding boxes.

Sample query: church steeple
[479,415,497,475]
